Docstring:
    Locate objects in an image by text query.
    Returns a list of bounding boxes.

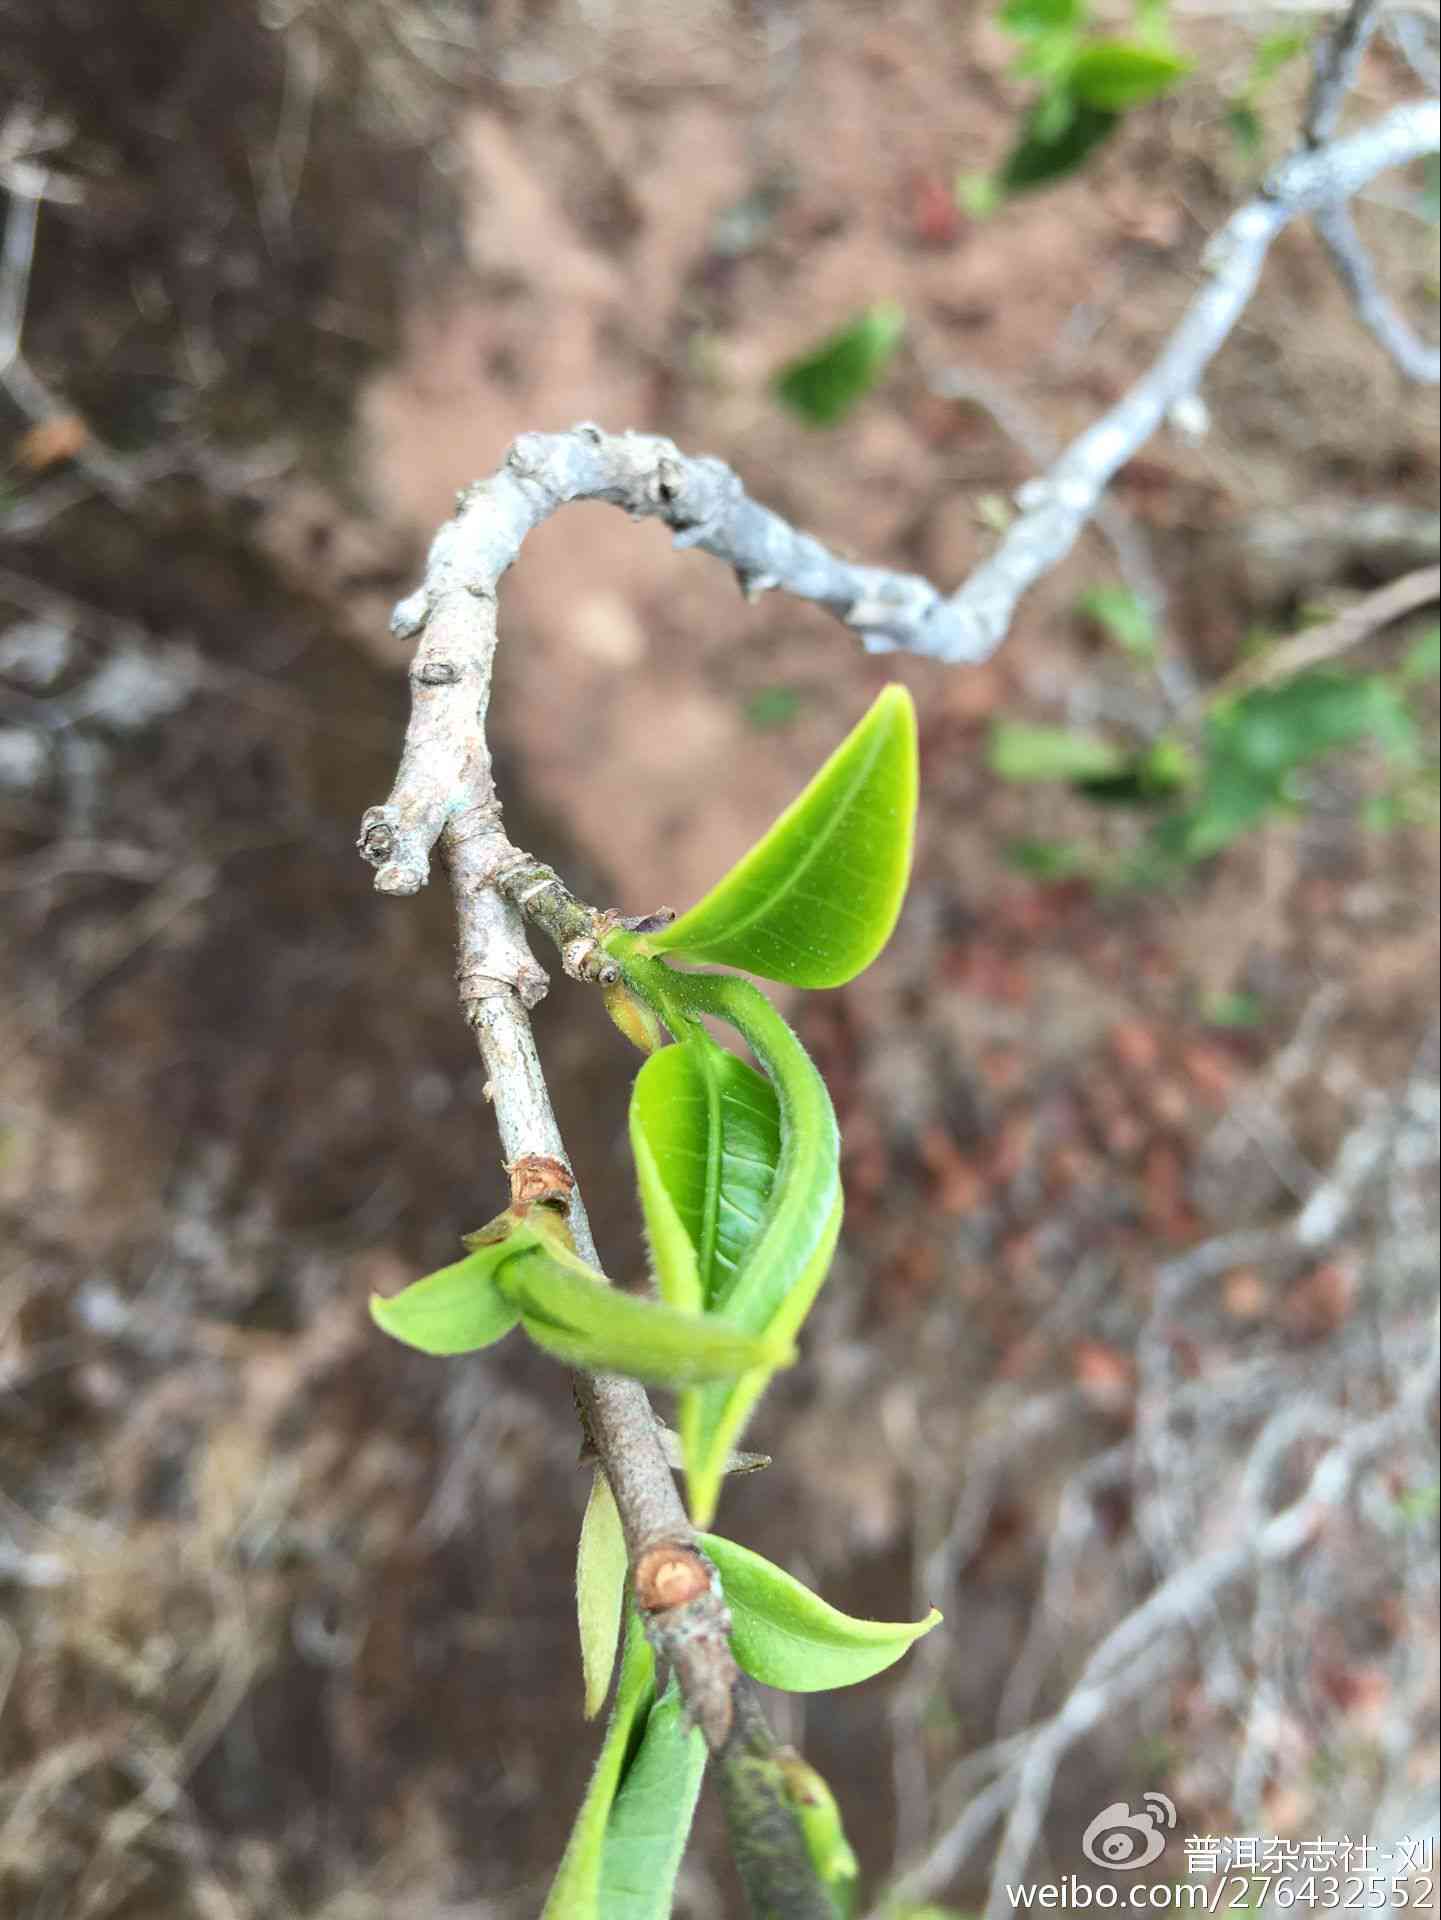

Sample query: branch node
[417,657,461,686]
[506,432,549,479]
[460,961,550,1011]
[375,861,426,896]
[635,1542,713,1613]
[390,589,430,639]
[507,1153,575,1211]
[737,567,779,603]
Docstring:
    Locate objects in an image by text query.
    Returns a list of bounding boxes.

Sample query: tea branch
[359,488,829,1909]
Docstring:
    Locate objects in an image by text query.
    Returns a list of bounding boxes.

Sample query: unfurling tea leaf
[505,1207,794,1387]
[631,1034,781,1312]
[545,1617,707,1920]
[374,1207,786,1385]
[597,1678,707,1917]
[542,1619,655,1919]
[699,1532,941,1691]
[577,1469,627,1720]
[643,685,918,987]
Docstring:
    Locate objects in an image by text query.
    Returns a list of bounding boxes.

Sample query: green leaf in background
[1201,990,1264,1029]
[1216,672,1417,773]
[1149,669,1420,865]
[745,685,804,732]
[1077,583,1158,662]
[1225,101,1264,157]
[630,1034,781,1314]
[368,1246,521,1355]
[1423,154,1439,225]
[1067,40,1191,109]
[597,1677,707,1918]
[543,1617,655,1919]
[646,684,918,988]
[1248,25,1310,90]
[1401,626,1440,685]
[577,1469,627,1720]
[778,1751,860,1916]
[503,1214,794,1387]
[998,95,1118,193]
[1000,0,1086,36]
[698,1532,941,1691]
[773,302,906,428]
[1004,837,1095,878]
[988,720,1128,783]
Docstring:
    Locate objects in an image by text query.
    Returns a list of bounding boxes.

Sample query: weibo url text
[1006,1875,1436,1911]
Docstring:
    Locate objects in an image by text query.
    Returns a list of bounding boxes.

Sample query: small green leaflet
[773,302,906,428]
[778,1752,860,1912]
[577,1470,627,1719]
[597,1678,707,1918]
[644,685,918,988]
[699,1532,941,1691]
[368,1245,520,1355]
[542,1618,654,1919]
[372,1207,789,1385]
[1066,41,1190,110]
[630,1036,781,1314]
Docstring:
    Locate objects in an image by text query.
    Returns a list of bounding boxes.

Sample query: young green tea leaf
[773,303,906,428]
[777,1751,861,1910]
[1067,40,1191,109]
[644,684,918,988]
[612,965,845,1527]
[681,1187,841,1528]
[602,978,667,1055]
[543,1619,656,1920]
[699,1532,941,1691]
[368,1247,521,1356]
[597,1678,707,1918]
[988,721,1129,784]
[630,1033,781,1313]
[998,95,1118,193]
[577,1469,627,1720]
[504,1211,794,1387]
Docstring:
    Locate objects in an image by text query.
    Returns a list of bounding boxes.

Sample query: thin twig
[1180,563,1439,718]
[942,99,1439,659]
[1312,201,1440,380]
[1306,1,1440,381]
[1306,0,1383,144]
